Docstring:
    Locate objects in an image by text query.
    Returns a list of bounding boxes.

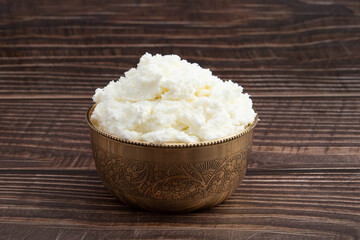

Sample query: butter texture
[91,53,256,143]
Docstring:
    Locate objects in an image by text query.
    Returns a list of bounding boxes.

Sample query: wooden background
[1,0,360,239]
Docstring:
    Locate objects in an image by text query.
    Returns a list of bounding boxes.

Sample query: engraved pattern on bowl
[86,104,257,213]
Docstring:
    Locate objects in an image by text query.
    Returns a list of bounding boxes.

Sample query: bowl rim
[86,104,258,148]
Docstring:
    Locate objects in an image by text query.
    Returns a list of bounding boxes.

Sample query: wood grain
[1,0,360,97]
[1,0,360,238]
[0,169,359,239]
[0,97,359,170]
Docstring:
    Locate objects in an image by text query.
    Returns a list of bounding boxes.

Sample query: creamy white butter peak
[91,53,256,143]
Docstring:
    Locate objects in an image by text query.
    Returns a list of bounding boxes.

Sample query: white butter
[91,53,256,143]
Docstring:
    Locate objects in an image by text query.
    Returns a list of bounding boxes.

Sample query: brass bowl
[86,104,258,213]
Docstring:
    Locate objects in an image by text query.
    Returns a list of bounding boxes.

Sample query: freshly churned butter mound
[91,53,256,143]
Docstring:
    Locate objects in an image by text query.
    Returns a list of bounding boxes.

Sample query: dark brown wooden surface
[0,0,359,239]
